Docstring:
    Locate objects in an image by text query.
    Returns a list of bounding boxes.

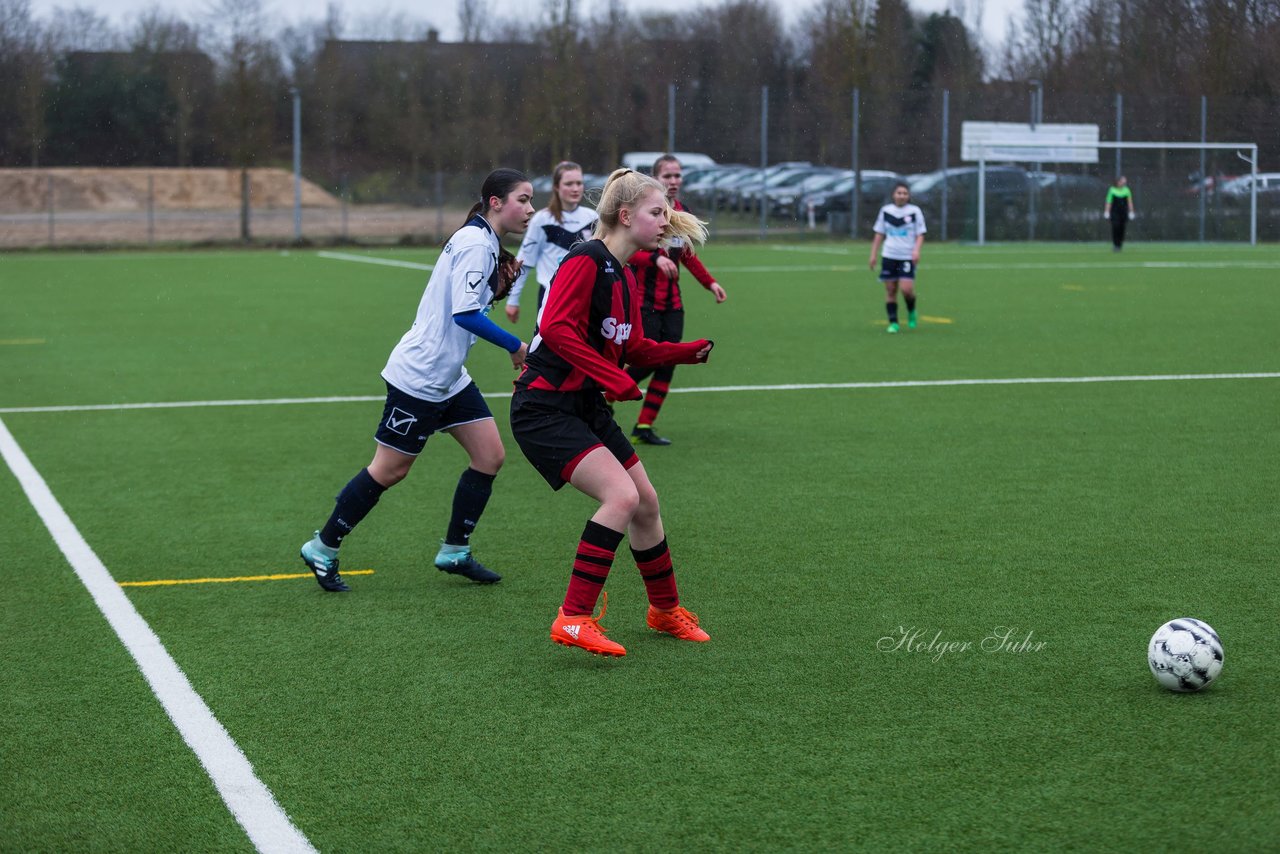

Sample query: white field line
[0,417,316,854]
[316,251,434,271]
[312,249,1280,277]
[2,373,1277,416]
[714,261,1280,274]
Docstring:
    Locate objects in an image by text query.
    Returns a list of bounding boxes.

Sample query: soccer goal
[959,124,1262,245]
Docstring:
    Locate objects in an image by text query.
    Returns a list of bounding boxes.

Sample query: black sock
[319,468,387,548]
[886,301,899,324]
[445,468,496,545]
[905,295,916,313]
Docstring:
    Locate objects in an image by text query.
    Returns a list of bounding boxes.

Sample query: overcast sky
[29,0,1021,51]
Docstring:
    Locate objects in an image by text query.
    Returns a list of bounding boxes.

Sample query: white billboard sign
[961,122,1100,163]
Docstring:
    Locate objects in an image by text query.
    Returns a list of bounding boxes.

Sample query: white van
[621,151,717,174]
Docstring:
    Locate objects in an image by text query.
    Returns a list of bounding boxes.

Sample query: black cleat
[435,550,502,584]
[631,426,672,446]
[300,534,350,592]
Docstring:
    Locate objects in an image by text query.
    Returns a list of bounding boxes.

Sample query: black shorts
[879,258,918,281]
[373,380,493,456]
[510,387,639,490]
[640,308,684,343]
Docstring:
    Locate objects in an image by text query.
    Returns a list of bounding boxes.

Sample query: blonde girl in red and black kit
[510,168,715,657]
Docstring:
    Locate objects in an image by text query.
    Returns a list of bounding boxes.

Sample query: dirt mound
[0,168,341,214]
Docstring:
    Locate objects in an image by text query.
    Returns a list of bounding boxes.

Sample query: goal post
[970,141,1260,245]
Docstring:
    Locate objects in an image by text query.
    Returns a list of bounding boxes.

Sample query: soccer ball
[1148,618,1223,692]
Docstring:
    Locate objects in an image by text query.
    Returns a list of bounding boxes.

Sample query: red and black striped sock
[637,379,670,427]
[562,520,625,616]
[632,538,679,610]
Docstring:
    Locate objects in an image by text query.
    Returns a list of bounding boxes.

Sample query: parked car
[621,151,716,174]
[908,166,1031,221]
[1219,172,1280,197]
[801,170,903,221]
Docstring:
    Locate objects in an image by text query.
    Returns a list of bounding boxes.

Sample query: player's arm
[912,215,926,264]
[868,232,885,270]
[627,335,713,368]
[539,255,643,400]
[449,242,526,366]
[679,251,726,302]
[507,215,544,321]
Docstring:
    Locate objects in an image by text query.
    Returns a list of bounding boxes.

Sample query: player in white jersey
[299,169,534,592]
[505,160,598,324]
[868,182,927,333]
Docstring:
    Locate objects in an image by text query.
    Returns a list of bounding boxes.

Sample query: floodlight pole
[667,84,676,153]
[290,87,302,242]
[940,89,949,242]
[852,88,860,239]
[1199,95,1207,242]
[760,85,768,239]
[1028,79,1043,241]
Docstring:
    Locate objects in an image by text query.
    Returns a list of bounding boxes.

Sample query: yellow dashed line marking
[120,570,374,588]
[0,338,45,346]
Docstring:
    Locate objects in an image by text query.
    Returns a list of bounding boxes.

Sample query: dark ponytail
[465,168,530,225]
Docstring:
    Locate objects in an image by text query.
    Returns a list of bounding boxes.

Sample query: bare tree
[458,0,490,42]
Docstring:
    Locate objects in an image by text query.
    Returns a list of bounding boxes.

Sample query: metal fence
[2,89,1276,249]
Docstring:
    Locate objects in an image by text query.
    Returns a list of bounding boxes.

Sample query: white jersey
[381,215,501,402]
[873,203,927,260]
[509,205,598,306]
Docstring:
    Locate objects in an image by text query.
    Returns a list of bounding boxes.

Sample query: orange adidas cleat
[646,605,710,642]
[551,592,627,657]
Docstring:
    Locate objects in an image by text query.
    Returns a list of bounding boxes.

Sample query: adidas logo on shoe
[564,625,581,640]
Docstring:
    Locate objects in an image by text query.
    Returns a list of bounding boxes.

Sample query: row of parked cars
[530,157,1279,226]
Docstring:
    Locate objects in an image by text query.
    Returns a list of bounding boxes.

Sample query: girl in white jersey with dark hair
[868,182,927,334]
[505,160,598,324]
[299,169,534,592]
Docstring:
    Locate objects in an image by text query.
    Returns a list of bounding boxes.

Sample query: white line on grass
[1,373,1277,415]
[316,251,434,271]
[715,261,1280,274]
[0,417,316,854]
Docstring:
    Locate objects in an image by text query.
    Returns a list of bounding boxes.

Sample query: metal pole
[852,88,860,239]
[1199,95,1207,242]
[240,168,251,242]
[1029,80,1041,242]
[46,174,54,245]
[978,156,986,246]
[435,169,445,244]
[940,89,949,242]
[291,87,302,242]
[1115,93,1123,178]
[667,83,676,153]
[147,173,155,245]
[1250,145,1258,246]
[341,175,349,242]
[760,85,768,238]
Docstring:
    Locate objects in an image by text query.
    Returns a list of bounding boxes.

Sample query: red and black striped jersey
[517,239,711,399]
[628,198,717,312]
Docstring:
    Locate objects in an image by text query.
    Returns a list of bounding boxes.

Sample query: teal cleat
[886,322,899,334]
[435,543,502,584]
[300,532,350,592]
[907,311,917,329]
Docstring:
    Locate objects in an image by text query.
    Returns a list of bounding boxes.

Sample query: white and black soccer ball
[1148,618,1223,692]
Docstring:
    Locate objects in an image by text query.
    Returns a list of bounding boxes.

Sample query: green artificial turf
[2,241,1277,851]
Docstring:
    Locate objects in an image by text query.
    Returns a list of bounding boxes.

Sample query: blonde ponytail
[591,168,707,249]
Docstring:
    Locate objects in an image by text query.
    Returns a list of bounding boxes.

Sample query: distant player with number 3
[868,182,926,333]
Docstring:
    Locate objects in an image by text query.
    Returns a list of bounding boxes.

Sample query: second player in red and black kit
[624,154,728,445]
